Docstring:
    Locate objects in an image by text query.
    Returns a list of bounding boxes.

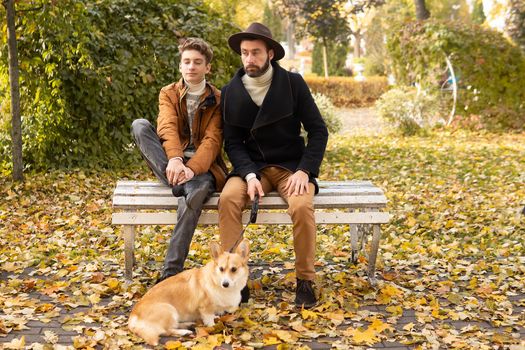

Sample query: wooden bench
[112,180,390,283]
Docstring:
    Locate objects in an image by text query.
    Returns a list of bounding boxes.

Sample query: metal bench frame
[112,180,390,283]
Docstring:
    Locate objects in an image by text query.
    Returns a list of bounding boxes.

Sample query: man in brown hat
[218,22,328,308]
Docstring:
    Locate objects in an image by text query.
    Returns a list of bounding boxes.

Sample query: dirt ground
[336,107,387,135]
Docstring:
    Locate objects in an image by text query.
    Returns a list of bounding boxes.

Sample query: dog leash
[228,194,259,253]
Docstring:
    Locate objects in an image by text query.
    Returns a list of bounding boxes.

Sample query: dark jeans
[131,119,214,278]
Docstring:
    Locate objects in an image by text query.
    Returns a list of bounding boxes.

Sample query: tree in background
[506,0,525,52]
[342,1,382,59]
[415,0,430,19]
[205,0,266,29]
[311,42,349,76]
[263,2,284,42]
[274,0,350,78]
[471,0,486,24]
[427,0,470,21]
[273,0,384,77]
[2,0,22,181]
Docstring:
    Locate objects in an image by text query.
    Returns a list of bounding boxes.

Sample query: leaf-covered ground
[1,131,524,349]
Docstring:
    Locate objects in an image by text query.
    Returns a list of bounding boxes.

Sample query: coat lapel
[223,63,294,130]
[253,63,294,130]
[223,68,260,128]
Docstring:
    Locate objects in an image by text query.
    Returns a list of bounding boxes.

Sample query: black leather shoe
[240,285,250,303]
[295,279,317,309]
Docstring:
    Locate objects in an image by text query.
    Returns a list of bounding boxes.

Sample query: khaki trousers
[218,166,316,280]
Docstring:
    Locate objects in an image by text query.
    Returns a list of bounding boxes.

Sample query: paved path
[2,264,523,349]
[336,107,385,135]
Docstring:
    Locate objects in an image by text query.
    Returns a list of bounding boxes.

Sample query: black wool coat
[221,62,329,193]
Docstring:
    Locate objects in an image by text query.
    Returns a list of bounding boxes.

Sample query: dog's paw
[169,329,193,337]
[226,306,238,313]
[202,315,216,327]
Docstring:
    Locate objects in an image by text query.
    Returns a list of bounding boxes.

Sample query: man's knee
[219,179,246,210]
[288,195,314,215]
[131,118,151,140]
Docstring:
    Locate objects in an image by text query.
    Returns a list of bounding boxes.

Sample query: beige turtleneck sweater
[241,64,273,107]
[183,78,206,158]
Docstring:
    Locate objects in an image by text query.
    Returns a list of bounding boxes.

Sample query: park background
[0,0,524,349]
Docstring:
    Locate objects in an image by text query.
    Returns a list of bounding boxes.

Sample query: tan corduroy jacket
[157,79,227,191]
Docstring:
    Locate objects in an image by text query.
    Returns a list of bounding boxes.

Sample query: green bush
[311,92,341,134]
[387,19,525,130]
[0,0,239,171]
[376,86,446,136]
[305,76,389,108]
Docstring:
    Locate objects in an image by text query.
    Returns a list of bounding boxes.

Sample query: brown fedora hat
[228,22,285,61]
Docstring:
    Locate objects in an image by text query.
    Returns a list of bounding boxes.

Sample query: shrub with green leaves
[387,19,525,131]
[311,92,341,134]
[0,0,239,170]
[376,86,446,136]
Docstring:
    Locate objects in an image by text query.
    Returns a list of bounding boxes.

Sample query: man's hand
[166,158,194,185]
[284,170,310,197]
[177,166,194,185]
[247,178,264,201]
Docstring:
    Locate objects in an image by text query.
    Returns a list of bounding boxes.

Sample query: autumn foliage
[1,131,524,348]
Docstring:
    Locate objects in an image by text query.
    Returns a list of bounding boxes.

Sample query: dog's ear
[209,241,222,261]
[235,238,250,261]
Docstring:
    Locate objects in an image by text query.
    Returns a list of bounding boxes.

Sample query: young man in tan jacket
[132,38,226,282]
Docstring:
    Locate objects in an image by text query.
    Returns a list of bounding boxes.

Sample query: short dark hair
[179,38,213,64]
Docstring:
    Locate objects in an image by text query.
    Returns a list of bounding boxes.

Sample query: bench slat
[112,211,390,225]
[112,194,387,210]
[113,186,385,197]
[116,180,376,188]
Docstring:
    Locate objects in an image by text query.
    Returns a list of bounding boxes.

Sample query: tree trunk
[286,20,295,59]
[322,42,328,79]
[353,31,362,58]
[4,0,24,181]
[414,0,430,20]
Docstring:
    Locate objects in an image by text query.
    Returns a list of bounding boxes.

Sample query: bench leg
[349,224,359,264]
[123,225,136,281]
[367,224,381,286]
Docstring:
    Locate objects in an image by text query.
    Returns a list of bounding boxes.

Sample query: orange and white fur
[128,239,249,346]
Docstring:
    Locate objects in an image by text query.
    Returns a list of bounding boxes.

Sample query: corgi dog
[128,239,249,346]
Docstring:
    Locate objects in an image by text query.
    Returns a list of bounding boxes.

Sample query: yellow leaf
[206,334,223,347]
[325,311,345,325]
[344,328,379,345]
[88,293,100,305]
[263,336,282,345]
[106,278,120,290]
[273,330,297,342]
[301,309,318,320]
[265,247,281,254]
[406,216,417,227]
[3,336,26,349]
[164,341,182,349]
[403,322,415,331]
[243,316,258,327]
[380,284,403,297]
[239,332,252,341]
[369,318,391,333]
[385,305,403,316]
